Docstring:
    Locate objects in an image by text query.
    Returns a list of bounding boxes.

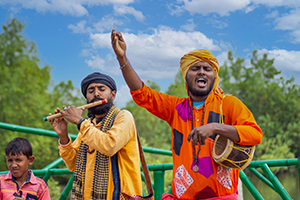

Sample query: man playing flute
[49,72,142,200]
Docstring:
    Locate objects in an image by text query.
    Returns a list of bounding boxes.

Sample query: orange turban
[180,49,223,95]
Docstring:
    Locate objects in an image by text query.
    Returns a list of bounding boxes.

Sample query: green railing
[0,122,299,200]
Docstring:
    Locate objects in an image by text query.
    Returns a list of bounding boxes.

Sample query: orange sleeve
[224,96,263,146]
[130,82,181,124]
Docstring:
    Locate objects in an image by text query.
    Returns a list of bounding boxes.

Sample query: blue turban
[81,72,117,98]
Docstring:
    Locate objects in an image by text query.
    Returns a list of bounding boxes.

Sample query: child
[0,137,51,200]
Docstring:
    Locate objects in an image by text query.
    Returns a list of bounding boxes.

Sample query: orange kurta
[131,83,262,199]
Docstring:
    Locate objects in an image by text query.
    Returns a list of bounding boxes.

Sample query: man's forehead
[190,61,213,68]
[87,82,108,89]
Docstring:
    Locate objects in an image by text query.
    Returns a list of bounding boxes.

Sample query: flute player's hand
[49,108,69,144]
[60,106,84,125]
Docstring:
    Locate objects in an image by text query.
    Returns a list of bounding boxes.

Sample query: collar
[5,170,37,185]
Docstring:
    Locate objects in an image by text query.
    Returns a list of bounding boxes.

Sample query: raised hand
[111,29,126,59]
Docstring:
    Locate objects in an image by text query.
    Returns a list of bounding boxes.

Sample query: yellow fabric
[180,49,223,95]
[59,110,143,200]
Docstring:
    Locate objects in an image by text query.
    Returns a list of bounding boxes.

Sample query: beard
[186,76,215,97]
[87,97,113,117]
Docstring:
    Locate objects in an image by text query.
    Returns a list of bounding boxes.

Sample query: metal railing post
[239,170,264,200]
[59,173,74,200]
[153,170,165,200]
[261,163,292,200]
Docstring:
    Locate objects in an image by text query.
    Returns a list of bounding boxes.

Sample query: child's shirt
[0,170,50,200]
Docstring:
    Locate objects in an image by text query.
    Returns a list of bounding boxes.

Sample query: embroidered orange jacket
[131,83,262,199]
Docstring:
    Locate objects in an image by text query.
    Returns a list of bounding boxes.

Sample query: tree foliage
[0,17,85,198]
[219,50,300,159]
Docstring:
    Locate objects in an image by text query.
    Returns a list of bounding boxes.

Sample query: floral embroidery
[216,165,232,189]
[174,164,194,198]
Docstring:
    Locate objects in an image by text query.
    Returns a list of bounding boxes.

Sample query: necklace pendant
[193,165,199,172]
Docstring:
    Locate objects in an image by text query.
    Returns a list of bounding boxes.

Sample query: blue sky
[0,0,300,108]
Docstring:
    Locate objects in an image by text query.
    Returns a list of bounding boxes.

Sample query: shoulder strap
[137,134,154,195]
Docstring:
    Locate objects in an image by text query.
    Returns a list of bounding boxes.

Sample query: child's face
[6,153,34,182]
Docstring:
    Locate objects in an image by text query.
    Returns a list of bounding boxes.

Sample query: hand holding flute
[44,99,108,121]
[46,99,108,144]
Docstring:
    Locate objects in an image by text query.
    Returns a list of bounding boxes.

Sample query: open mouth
[196,77,207,87]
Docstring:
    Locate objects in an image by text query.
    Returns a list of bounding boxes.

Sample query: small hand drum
[212,135,255,170]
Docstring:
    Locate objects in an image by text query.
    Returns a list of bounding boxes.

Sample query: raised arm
[111,29,143,91]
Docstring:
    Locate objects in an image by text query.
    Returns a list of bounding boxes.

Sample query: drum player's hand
[49,108,69,143]
[111,29,126,58]
[60,106,85,125]
[187,123,215,145]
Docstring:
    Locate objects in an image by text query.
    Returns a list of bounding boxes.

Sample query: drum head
[212,135,232,162]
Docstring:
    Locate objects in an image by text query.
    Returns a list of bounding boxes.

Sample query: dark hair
[5,137,33,158]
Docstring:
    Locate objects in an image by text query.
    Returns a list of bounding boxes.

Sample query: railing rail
[0,122,298,200]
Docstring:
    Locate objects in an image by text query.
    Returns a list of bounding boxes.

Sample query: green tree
[0,17,55,170]
[0,17,87,198]
[125,80,171,150]
[219,50,300,159]
[166,69,187,98]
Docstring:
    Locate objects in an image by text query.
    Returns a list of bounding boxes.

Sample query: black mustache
[195,75,208,82]
[90,97,104,103]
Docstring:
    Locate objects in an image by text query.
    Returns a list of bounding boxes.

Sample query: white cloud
[244,5,258,13]
[0,0,88,16]
[253,49,300,84]
[113,4,145,22]
[265,10,279,18]
[93,16,123,33]
[87,26,222,80]
[272,9,300,43]
[0,0,135,16]
[170,0,300,16]
[207,16,228,29]
[216,51,230,67]
[257,49,300,72]
[251,0,300,7]
[68,16,123,35]
[274,9,300,31]
[180,19,196,31]
[172,0,251,16]
[114,84,131,108]
[68,20,88,34]
[89,32,112,49]
[85,54,106,70]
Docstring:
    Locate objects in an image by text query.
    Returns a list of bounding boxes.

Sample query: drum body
[212,135,255,170]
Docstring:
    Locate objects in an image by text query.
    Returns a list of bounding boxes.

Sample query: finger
[199,137,206,145]
[111,29,116,41]
[187,130,194,142]
[117,32,123,41]
[192,134,198,144]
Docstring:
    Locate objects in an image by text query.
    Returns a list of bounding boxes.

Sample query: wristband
[59,136,71,148]
[120,59,129,69]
